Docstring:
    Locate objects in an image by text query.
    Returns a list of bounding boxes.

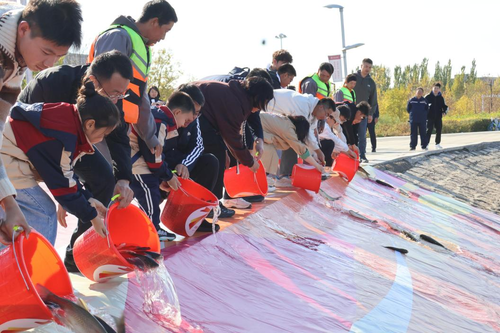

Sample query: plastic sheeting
[34,166,500,332]
[157,166,500,333]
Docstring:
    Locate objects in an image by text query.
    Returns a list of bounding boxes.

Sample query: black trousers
[410,121,428,149]
[190,153,219,192]
[426,117,443,145]
[65,149,115,261]
[279,148,297,177]
[367,119,377,151]
[320,139,335,167]
[198,115,227,199]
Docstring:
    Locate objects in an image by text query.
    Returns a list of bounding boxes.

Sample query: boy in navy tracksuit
[407,87,429,150]
[129,92,195,241]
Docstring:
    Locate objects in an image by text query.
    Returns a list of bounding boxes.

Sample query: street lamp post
[325,4,364,76]
[275,33,287,49]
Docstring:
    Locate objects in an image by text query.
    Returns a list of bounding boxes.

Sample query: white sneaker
[268,184,276,192]
[222,198,252,209]
[435,144,443,149]
[266,175,276,186]
[275,176,294,188]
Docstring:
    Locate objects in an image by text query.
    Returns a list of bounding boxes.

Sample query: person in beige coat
[260,113,324,189]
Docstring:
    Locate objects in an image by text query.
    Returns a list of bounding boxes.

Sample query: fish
[36,284,108,333]
[375,179,396,188]
[348,210,377,223]
[120,250,160,271]
[319,189,341,201]
[78,298,117,333]
[402,230,418,242]
[384,246,409,254]
[420,234,447,249]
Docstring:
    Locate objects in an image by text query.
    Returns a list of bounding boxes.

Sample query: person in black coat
[425,82,448,149]
[407,87,429,150]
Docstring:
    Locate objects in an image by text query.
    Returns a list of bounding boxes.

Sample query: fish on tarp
[348,210,377,223]
[375,179,396,188]
[420,234,447,249]
[36,284,109,333]
[384,246,409,254]
[402,230,418,242]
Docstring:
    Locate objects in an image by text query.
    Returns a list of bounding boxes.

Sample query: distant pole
[339,8,347,76]
[325,5,363,77]
[275,33,287,49]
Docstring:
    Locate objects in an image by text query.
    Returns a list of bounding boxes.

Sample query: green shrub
[373,117,494,137]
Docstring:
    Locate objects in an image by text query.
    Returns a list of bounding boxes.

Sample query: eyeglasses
[95,78,129,100]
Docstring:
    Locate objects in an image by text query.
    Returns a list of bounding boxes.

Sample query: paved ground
[365,131,500,165]
[371,131,500,215]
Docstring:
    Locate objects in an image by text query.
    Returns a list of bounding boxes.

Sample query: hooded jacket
[1,102,97,222]
[91,15,159,150]
[425,91,448,119]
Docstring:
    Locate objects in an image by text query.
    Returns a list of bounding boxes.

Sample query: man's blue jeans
[16,185,57,245]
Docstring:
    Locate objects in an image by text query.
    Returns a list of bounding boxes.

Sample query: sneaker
[268,184,276,192]
[222,198,252,209]
[64,255,81,274]
[422,146,428,151]
[197,219,220,232]
[410,147,416,151]
[360,156,369,163]
[275,176,294,188]
[435,144,443,149]
[207,203,235,219]
[157,228,176,242]
[244,195,265,203]
[371,148,376,153]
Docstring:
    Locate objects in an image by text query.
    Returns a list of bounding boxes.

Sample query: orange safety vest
[88,24,150,124]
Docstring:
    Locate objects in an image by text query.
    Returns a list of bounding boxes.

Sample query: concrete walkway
[365,131,500,165]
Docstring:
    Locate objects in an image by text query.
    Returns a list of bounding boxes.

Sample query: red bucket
[0,231,73,332]
[224,160,268,198]
[73,203,160,282]
[161,178,218,237]
[333,152,359,182]
[291,164,322,193]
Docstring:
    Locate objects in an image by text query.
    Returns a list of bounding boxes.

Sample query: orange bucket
[333,152,359,182]
[0,231,73,332]
[73,202,160,282]
[224,160,268,198]
[291,164,322,193]
[161,178,218,237]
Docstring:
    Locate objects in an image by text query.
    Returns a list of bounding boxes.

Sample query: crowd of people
[0,0,390,275]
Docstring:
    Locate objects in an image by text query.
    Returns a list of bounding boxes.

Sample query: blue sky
[79,0,500,84]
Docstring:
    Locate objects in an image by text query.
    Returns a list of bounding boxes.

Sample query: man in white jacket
[266,89,335,183]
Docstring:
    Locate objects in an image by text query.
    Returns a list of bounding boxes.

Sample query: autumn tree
[148,48,182,100]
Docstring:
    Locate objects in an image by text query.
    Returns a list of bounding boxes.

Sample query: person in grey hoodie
[353,58,378,163]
